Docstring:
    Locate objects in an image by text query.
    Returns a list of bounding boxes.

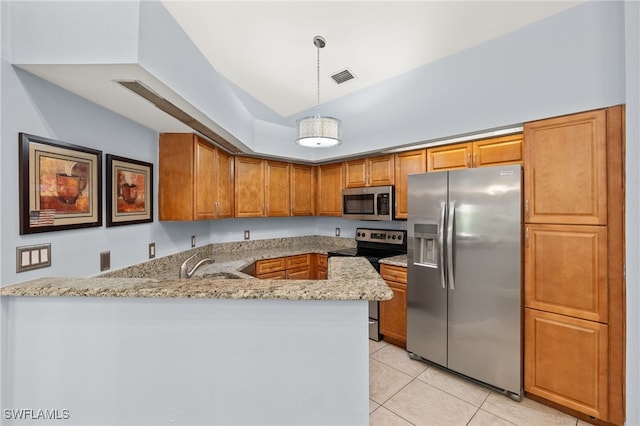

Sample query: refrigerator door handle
[439,202,446,289]
[447,201,456,290]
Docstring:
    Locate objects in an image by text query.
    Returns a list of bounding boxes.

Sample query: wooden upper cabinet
[473,134,523,167]
[524,110,607,225]
[159,133,232,221]
[265,160,290,217]
[214,148,234,219]
[344,155,395,188]
[234,156,265,218]
[525,224,608,323]
[427,142,472,171]
[290,163,315,216]
[427,134,523,172]
[316,162,344,216]
[235,157,290,218]
[525,308,608,420]
[394,149,427,219]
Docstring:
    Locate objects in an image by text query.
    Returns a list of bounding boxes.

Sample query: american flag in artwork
[29,209,56,227]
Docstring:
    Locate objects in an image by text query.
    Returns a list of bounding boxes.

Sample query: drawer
[255,257,286,275]
[256,270,287,280]
[285,254,311,269]
[380,264,407,283]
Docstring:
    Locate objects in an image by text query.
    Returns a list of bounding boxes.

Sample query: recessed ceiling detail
[331,69,355,85]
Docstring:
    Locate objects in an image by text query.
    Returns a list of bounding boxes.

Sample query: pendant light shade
[296,36,342,148]
[296,114,342,147]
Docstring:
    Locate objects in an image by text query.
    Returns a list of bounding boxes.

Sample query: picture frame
[106,154,153,227]
[19,133,102,235]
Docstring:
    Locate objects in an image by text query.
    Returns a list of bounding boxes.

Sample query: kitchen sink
[193,271,242,280]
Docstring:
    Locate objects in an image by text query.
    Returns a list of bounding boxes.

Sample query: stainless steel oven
[342,186,394,221]
[328,227,407,341]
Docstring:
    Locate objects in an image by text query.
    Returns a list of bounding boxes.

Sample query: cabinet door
[525,224,608,322]
[159,133,195,220]
[344,159,367,188]
[194,138,217,220]
[380,281,407,347]
[315,254,328,280]
[316,163,344,216]
[473,134,523,168]
[368,155,395,186]
[214,148,234,218]
[524,110,607,225]
[291,164,315,216]
[427,142,472,172]
[286,266,312,280]
[235,157,265,217]
[265,160,290,217]
[394,149,427,219]
[525,308,608,419]
[285,254,311,269]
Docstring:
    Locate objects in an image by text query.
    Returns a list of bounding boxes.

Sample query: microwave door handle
[375,194,381,215]
[439,202,446,289]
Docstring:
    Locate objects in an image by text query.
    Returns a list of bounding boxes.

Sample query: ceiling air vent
[331,69,355,84]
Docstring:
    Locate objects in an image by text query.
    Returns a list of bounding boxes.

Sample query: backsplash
[100,235,356,279]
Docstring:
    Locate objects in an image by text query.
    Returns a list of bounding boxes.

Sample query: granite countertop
[379,254,408,267]
[0,237,393,302]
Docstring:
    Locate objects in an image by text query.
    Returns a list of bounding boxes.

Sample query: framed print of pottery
[106,154,153,227]
[19,133,102,235]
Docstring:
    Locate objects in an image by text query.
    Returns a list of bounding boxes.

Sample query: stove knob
[392,235,396,240]
[398,235,403,240]
[356,232,360,237]
[362,232,366,238]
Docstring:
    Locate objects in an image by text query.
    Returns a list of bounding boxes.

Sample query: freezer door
[446,165,522,395]
[407,172,448,367]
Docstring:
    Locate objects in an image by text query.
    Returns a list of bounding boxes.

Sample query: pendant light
[296,36,342,148]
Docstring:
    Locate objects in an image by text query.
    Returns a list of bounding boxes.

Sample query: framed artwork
[106,154,153,227]
[19,133,102,235]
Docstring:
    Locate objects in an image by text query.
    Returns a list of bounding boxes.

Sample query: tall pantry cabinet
[523,106,625,425]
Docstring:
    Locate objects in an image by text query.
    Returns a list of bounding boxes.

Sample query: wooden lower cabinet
[315,254,328,280]
[255,254,320,280]
[525,308,608,420]
[379,264,407,347]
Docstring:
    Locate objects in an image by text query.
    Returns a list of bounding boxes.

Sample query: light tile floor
[369,340,591,426]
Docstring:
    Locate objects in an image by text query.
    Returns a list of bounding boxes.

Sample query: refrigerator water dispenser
[413,223,439,268]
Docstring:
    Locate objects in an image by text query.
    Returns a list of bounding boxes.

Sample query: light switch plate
[191,235,196,248]
[16,244,52,273]
[149,243,156,259]
[335,228,341,237]
[244,230,250,240]
[100,251,111,272]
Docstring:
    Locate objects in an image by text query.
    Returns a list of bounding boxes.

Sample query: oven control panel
[355,228,405,245]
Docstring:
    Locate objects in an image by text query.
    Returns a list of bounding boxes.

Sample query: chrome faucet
[179,254,215,279]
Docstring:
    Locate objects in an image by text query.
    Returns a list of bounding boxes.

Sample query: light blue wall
[625,1,640,423]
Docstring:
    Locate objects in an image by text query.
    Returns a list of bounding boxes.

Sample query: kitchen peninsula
[0,237,391,426]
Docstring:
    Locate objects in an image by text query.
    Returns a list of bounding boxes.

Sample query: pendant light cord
[316,44,321,115]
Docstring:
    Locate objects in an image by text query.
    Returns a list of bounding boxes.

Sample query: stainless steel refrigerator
[407,164,523,400]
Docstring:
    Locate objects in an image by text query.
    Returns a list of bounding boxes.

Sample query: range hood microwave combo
[342,185,394,221]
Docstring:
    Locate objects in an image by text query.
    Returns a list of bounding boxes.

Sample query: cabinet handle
[525,227,529,248]
[466,153,471,167]
[473,152,477,167]
[215,201,220,217]
[525,200,529,220]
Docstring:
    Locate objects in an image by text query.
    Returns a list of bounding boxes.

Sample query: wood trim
[605,105,626,425]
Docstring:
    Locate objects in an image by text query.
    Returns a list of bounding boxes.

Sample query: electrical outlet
[148,243,156,259]
[100,251,111,272]
[244,230,250,240]
[191,235,196,248]
[335,228,341,237]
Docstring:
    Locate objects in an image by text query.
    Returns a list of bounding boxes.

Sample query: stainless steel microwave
[342,186,394,221]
